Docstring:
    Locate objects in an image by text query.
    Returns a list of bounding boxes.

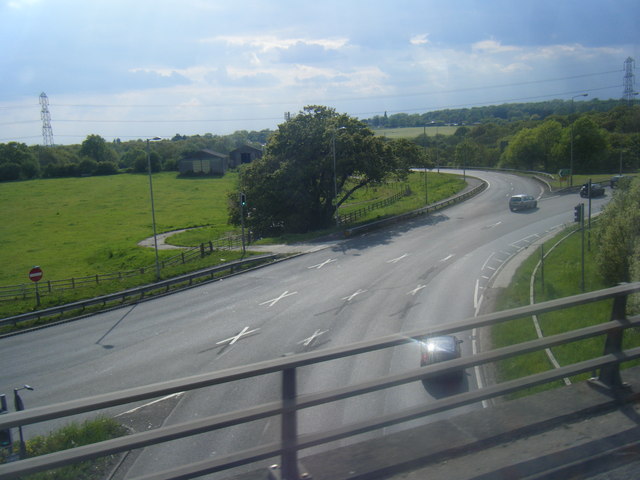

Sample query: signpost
[29,266,43,307]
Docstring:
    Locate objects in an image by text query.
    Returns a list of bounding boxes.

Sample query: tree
[0,142,40,180]
[231,105,411,235]
[80,134,118,164]
[594,176,640,286]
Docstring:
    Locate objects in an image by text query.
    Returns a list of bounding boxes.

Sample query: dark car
[610,175,630,188]
[509,194,537,211]
[420,335,464,382]
[579,183,605,198]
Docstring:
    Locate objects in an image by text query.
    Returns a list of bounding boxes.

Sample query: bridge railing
[1,282,639,480]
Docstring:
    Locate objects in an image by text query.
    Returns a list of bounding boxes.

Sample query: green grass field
[492,223,640,398]
[0,172,239,285]
[373,126,458,138]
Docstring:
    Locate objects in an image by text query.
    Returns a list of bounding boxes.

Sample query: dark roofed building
[229,145,263,168]
[179,149,228,176]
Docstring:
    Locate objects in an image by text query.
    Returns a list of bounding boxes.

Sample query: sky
[1,0,638,145]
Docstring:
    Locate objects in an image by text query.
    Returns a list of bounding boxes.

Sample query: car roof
[424,335,458,352]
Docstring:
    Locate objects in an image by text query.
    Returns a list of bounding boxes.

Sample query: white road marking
[116,392,184,416]
[481,252,496,270]
[387,253,409,264]
[407,285,427,296]
[342,289,367,301]
[308,259,336,269]
[216,326,260,346]
[298,329,328,346]
[440,254,454,262]
[260,290,298,307]
[486,221,502,229]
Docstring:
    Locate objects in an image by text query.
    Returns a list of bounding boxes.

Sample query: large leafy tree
[594,176,640,286]
[231,105,415,235]
[80,134,118,164]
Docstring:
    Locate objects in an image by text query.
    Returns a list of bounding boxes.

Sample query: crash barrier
[344,178,486,236]
[1,282,639,480]
[0,234,245,302]
[0,254,278,330]
[338,186,411,225]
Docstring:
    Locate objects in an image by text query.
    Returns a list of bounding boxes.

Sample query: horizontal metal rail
[1,282,639,479]
[0,254,278,329]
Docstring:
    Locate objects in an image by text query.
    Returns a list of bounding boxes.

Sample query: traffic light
[573,204,583,223]
[0,394,11,449]
[239,193,246,208]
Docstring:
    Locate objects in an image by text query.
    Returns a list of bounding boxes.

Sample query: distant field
[0,173,238,285]
[373,126,458,138]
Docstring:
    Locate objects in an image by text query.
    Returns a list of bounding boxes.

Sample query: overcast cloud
[1,0,638,144]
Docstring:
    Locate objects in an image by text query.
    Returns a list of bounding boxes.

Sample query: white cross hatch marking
[216,326,260,346]
[298,329,328,346]
[342,289,367,302]
[308,259,336,269]
[259,290,298,307]
[407,285,427,296]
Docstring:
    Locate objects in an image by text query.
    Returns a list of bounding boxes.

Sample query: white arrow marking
[216,326,260,346]
[260,290,298,307]
[387,253,409,264]
[308,259,336,269]
[342,289,367,302]
[407,284,427,296]
[298,329,327,346]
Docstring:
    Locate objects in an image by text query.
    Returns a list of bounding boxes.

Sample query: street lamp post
[13,385,33,459]
[147,137,162,281]
[570,93,588,187]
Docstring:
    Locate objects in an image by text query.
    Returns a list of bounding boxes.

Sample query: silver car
[509,194,537,211]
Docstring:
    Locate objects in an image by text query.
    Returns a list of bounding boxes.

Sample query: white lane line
[259,290,298,307]
[298,329,328,346]
[486,221,502,229]
[342,289,367,302]
[440,254,454,262]
[474,280,480,310]
[308,259,336,269]
[216,326,260,346]
[481,252,496,270]
[387,253,409,264]
[407,285,427,296]
[116,392,184,416]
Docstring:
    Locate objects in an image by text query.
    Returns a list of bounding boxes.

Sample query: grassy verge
[491,222,640,398]
[0,417,126,479]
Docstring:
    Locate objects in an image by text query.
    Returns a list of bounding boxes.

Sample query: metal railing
[0,254,278,330]
[0,235,245,302]
[1,282,639,479]
[338,186,411,225]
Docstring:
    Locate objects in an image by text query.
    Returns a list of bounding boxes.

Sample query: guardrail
[338,186,411,225]
[0,235,245,302]
[0,254,278,330]
[1,282,638,480]
[344,178,486,236]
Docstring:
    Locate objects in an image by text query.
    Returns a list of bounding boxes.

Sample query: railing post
[280,367,300,480]
[591,293,629,391]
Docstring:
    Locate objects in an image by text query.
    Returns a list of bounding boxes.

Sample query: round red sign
[29,266,43,282]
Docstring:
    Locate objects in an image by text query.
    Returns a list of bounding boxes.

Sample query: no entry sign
[29,266,43,282]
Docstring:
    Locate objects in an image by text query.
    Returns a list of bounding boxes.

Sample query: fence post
[200,243,205,257]
[280,367,300,480]
[591,293,629,391]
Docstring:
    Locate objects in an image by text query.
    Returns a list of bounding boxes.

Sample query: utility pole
[39,92,54,147]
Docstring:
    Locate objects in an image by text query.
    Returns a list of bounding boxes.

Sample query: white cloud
[205,34,349,53]
[6,0,40,8]
[471,39,521,54]
[410,34,430,46]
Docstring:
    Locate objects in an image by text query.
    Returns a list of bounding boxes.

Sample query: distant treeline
[1,99,638,182]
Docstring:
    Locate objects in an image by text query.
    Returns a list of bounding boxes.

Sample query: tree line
[406,102,639,175]
[0,130,271,182]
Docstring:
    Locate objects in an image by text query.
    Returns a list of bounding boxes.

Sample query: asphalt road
[0,171,611,478]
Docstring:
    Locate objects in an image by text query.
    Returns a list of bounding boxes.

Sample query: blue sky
[1,0,638,145]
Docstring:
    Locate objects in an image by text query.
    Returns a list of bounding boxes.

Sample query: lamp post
[570,93,588,187]
[147,137,162,281]
[13,385,33,459]
[332,126,346,227]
